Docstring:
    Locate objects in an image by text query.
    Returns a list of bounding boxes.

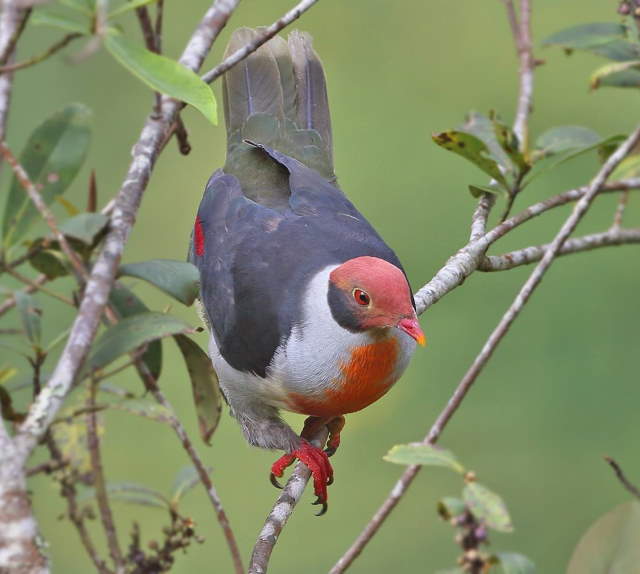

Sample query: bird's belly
[279,334,414,418]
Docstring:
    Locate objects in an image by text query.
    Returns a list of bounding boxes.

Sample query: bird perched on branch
[190,28,425,515]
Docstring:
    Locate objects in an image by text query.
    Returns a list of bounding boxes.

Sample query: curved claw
[270,472,284,490]
[324,446,337,458]
[326,474,334,486]
[312,497,328,516]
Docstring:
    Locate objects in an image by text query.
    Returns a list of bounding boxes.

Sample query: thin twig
[331,125,640,574]
[0,275,47,318]
[154,0,164,54]
[4,266,74,306]
[604,456,640,500]
[201,0,320,84]
[86,378,125,572]
[45,433,111,574]
[611,189,630,228]
[0,142,89,282]
[481,228,640,271]
[0,32,81,73]
[511,0,533,149]
[25,458,69,477]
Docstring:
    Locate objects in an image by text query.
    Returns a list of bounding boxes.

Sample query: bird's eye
[353,288,371,306]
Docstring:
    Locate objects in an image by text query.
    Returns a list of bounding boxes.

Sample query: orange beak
[397,317,426,347]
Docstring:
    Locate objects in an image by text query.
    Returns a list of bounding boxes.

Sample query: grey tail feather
[287,30,332,159]
[222,28,333,176]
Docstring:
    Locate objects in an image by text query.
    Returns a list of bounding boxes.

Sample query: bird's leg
[270,415,343,515]
[324,415,345,457]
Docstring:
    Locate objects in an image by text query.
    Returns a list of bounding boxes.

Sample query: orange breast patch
[288,337,399,417]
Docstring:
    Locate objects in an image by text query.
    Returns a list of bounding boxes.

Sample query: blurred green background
[3,1,640,572]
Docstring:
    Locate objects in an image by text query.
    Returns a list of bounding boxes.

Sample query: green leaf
[170,466,209,505]
[461,112,511,170]
[543,23,627,50]
[493,552,536,574]
[463,482,513,532]
[590,60,640,89]
[437,497,467,521]
[525,134,624,187]
[29,248,69,280]
[568,501,640,574]
[2,104,92,249]
[610,154,640,180]
[174,334,221,445]
[118,259,200,306]
[59,213,109,245]
[14,292,41,347]
[79,481,169,509]
[104,32,217,124]
[110,398,173,425]
[589,39,640,62]
[108,0,160,19]
[108,284,162,380]
[535,126,602,156]
[432,131,509,188]
[383,443,465,474]
[85,312,190,374]
[594,68,640,89]
[31,6,92,34]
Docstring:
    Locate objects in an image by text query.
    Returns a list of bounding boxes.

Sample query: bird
[190,28,425,515]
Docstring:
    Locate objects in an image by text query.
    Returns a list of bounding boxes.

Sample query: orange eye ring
[353,288,371,306]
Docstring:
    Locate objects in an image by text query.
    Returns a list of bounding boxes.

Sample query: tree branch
[480,228,640,271]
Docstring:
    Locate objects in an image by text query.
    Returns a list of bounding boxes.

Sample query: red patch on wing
[194,216,205,256]
[288,338,399,417]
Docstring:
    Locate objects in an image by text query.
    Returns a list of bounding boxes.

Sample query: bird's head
[328,256,426,346]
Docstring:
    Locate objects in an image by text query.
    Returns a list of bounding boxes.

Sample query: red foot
[270,440,333,515]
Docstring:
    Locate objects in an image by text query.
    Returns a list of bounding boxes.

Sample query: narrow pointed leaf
[59,213,108,245]
[108,284,162,380]
[432,131,509,188]
[29,249,69,279]
[535,126,602,156]
[463,482,513,532]
[85,312,190,374]
[493,552,536,574]
[104,32,217,124]
[170,465,210,504]
[79,482,169,509]
[469,184,507,198]
[2,104,92,248]
[31,6,92,34]
[118,259,200,306]
[384,443,465,474]
[14,292,41,347]
[542,23,627,50]
[568,501,640,574]
[590,60,640,89]
[174,334,221,445]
